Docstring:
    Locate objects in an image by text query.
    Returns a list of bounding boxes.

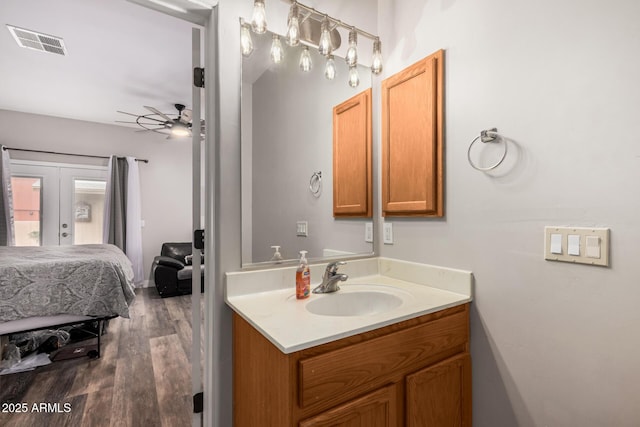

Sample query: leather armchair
[152,242,204,297]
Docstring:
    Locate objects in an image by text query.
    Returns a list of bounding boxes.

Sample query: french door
[10,161,108,246]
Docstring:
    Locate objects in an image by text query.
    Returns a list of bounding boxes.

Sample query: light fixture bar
[291,1,379,43]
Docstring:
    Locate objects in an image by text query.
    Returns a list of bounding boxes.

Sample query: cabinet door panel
[333,88,372,217]
[406,353,471,427]
[299,385,397,427]
[382,50,443,217]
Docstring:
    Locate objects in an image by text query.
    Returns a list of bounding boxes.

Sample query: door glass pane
[73,179,106,245]
[11,176,42,246]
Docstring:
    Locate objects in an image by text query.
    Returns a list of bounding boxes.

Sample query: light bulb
[286,3,300,46]
[240,22,254,57]
[251,0,267,34]
[318,16,332,56]
[270,34,284,64]
[324,55,336,80]
[371,38,383,75]
[299,46,312,72]
[171,122,190,137]
[348,66,360,88]
[345,28,358,67]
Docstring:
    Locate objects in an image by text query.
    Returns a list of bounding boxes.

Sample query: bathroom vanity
[226,258,473,426]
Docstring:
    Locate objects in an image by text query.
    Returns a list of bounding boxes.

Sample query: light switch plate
[296,221,308,237]
[383,222,393,245]
[364,222,373,243]
[544,226,609,267]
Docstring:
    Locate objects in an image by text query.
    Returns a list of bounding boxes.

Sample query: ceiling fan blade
[138,116,167,123]
[180,109,193,124]
[144,105,173,122]
[117,110,140,117]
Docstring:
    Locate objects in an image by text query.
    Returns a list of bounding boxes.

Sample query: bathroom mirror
[241,29,374,266]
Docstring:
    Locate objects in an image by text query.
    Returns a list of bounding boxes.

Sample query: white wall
[377,0,640,425]
[0,109,193,284]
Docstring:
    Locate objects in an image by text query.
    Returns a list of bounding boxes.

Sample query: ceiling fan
[116,103,204,139]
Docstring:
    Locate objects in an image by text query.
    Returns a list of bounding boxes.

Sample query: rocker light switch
[550,233,562,254]
[586,236,601,258]
[568,235,580,256]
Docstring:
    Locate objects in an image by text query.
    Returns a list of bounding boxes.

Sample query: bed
[0,244,136,341]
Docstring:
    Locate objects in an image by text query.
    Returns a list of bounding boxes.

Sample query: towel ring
[467,128,507,171]
[309,171,322,197]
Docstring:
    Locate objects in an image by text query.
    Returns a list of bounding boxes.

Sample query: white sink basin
[306,287,405,317]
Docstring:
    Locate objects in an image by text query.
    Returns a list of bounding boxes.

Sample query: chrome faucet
[313,261,348,294]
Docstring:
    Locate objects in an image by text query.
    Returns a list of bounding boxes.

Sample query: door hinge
[194,67,205,88]
[193,392,203,413]
[194,229,205,250]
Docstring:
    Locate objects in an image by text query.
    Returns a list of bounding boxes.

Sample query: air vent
[6,25,67,56]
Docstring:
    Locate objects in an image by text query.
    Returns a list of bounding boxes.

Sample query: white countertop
[225,257,473,354]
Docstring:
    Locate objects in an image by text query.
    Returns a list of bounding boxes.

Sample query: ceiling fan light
[171,122,190,137]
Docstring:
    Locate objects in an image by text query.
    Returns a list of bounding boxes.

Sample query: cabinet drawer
[298,309,468,408]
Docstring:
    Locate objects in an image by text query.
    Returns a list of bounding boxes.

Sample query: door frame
[128,3,218,426]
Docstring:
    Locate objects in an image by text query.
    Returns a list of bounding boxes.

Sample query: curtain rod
[1,146,149,163]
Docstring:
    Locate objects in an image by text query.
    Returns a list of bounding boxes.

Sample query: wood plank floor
[0,288,198,427]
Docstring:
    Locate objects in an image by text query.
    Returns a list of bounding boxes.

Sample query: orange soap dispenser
[296,250,310,300]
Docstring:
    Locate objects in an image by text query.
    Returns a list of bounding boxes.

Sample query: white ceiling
[0,0,199,129]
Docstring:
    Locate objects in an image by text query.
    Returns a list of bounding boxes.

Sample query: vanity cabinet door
[406,353,471,427]
[299,384,398,427]
[333,88,372,217]
[381,50,444,217]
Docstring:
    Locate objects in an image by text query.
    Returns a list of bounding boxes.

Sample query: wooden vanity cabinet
[381,50,444,217]
[332,88,372,217]
[233,303,471,427]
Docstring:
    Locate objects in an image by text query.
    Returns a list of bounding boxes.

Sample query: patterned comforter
[0,244,136,322]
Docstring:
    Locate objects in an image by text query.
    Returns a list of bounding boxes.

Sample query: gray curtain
[103,156,128,250]
[0,145,15,246]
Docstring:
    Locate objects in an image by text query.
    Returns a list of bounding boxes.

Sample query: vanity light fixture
[318,15,332,56]
[325,54,336,80]
[299,46,312,72]
[286,2,300,46]
[243,0,383,85]
[348,65,360,88]
[345,28,358,67]
[251,0,267,34]
[270,34,284,64]
[240,20,254,57]
[371,38,383,74]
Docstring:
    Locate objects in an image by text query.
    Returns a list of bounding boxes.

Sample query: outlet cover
[383,222,393,244]
[365,222,373,243]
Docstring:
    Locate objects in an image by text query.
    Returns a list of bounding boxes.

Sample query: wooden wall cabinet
[333,88,372,217]
[381,50,444,217]
[233,303,471,426]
